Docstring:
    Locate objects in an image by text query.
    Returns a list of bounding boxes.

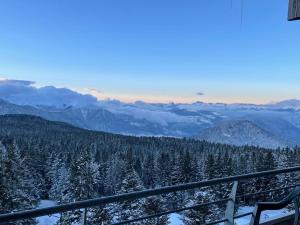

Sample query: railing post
[225,181,238,225]
[81,208,87,225]
[249,205,261,225]
[293,196,300,225]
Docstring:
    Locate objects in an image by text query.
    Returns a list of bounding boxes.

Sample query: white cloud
[78,87,103,100]
[0,79,35,86]
[0,79,98,107]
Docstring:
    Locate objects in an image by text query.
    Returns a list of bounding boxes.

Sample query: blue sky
[0,0,299,103]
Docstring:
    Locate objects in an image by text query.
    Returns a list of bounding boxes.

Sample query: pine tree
[0,142,10,213]
[87,205,113,225]
[69,151,99,201]
[180,151,195,183]
[205,154,215,180]
[114,161,145,223]
[156,152,171,186]
[58,150,100,225]
[166,154,185,210]
[253,151,278,202]
[97,160,109,195]
[141,154,156,188]
[184,192,210,225]
[223,150,234,176]
[48,156,73,204]
[1,139,38,225]
[143,197,169,225]
[105,153,127,194]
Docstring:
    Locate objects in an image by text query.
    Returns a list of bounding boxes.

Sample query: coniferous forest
[1,114,300,225]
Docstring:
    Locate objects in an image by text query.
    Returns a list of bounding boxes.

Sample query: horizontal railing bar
[205,218,228,225]
[111,185,298,225]
[234,212,253,219]
[237,184,298,199]
[115,184,300,225]
[1,166,300,223]
[111,198,229,225]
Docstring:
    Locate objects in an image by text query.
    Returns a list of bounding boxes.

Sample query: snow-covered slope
[268,99,300,110]
[2,97,300,148]
[0,99,219,137]
[196,120,288,149]
[246,113,300,146]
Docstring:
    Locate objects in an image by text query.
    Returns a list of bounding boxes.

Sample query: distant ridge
[196,120,288,149]
[0,97,300,149]
[268,99,300,110]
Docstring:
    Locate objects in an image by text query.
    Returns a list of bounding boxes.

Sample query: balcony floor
[260,213,294,225]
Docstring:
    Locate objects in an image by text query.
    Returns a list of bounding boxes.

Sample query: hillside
[196,120,287,149]
[0,99,214,137]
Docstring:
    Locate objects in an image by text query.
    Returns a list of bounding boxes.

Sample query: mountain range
[0,97,300,149]
[0,79,300,149]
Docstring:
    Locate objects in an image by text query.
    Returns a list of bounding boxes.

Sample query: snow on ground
[169,213,183,225]
[163,207,293,225]
[233,206,293,225]
[35,202,184,225]
[34,202,293,225]
[36,200,60,225]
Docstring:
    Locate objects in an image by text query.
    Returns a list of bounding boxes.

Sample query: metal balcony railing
[1,166,300,225]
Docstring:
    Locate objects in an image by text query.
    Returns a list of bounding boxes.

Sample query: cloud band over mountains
[1,78,299,110]
[0,79,98,107]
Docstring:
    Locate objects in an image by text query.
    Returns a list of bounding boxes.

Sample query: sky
[0,0,300,104]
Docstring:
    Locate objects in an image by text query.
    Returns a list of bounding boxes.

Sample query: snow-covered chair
[249,186,300,225]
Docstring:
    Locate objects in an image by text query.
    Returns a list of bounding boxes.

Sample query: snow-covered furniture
[250,186,300,225]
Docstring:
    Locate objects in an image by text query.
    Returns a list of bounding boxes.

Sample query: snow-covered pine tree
[278,149,299,195]
[87,205,113,225]
[69,150,99,200]
[205,154,216,180]
[58,150,100,225]
[156,152,172,186]
[252,151,278,202]
[0,142,10,213]
[142,196,168,225]
[114,160,145,224]
[166,153,185,210]
[141,153,157,188]
[183,192,210,225]
[97,160,109,195]
[222,150,234,177]
[88,149,113,224]
[105,153,127,195]
[180,150,195,184]
[1,139,38,225]
[48,155,73,204]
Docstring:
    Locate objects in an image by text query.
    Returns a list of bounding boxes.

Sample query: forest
[1,114,300,225]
